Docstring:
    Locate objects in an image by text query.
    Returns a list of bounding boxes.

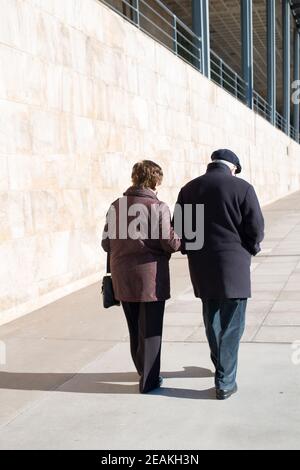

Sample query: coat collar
[206,162,233,175]
[124,186,159,200]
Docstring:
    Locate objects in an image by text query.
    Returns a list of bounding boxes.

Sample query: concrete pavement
[0,191,300,449]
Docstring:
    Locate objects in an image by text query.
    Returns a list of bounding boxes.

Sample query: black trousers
[202,299,247,391]
[122,301,165,393]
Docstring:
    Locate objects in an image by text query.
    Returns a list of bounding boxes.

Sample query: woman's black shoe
[140,376,163,394]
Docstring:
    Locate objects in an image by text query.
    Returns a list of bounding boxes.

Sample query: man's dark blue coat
[175,162,265,299]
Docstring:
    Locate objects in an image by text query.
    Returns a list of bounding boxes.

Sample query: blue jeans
[202,299,247,390]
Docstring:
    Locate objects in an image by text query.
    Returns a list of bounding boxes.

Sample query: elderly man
[175,149,265,400]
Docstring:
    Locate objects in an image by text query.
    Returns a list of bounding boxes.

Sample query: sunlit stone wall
[0,0,300,325]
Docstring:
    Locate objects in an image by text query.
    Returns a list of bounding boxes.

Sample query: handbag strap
[106,253,111,274]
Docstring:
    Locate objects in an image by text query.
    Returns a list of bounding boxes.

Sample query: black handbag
[101,254,120,309]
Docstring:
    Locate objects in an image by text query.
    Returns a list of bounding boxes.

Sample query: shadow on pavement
[156,387,216,400]
[0,366,215,398]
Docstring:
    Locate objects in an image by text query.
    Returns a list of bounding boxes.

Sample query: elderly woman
[102,160,180,393]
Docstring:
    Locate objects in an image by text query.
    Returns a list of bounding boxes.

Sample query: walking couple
[102,149,264,400]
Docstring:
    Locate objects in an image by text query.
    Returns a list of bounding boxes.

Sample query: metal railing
[101,0,248,103]
[252,90,299,142]
[253,91,272,122]
[101,0,202,72]
[276,112,287,133]
[100,0,299,145]
[210,50,247,103]
[289,125,299,143]
[290,124,296,140]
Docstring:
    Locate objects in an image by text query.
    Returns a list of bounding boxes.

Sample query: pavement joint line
[0,375,79,432]
[257,254,300,258]
[251,211,300,340]
[253,259,298,340]
[2,337,129,343]
[0,342,128,432]
[247,325,261,342]
[0,387,69,433]
[182,325,202,342]
[256,324,300,327]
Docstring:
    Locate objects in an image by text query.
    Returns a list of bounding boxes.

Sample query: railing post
[282,0,291,136]
[192,0,211,78]
[241,0,253,109]
[220,60,223,88]
[132,0,140,27]
[264,100,267,120]
[198,43,202,71]
[267,0,276,125]
[192,0,201,71]
[202,0,211,79]
[173,15,178,55]
[293,30,300,141]
[235,74,238,98]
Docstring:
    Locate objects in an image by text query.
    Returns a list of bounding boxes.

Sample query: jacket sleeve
[159,202,181,254]
[101,212,110,253]
[173,189,187,255]
[240,185,265,256]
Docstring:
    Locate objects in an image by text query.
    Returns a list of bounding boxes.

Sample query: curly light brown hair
[131,160,163,190]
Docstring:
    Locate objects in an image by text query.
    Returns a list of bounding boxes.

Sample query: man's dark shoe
[216,384,238,400]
